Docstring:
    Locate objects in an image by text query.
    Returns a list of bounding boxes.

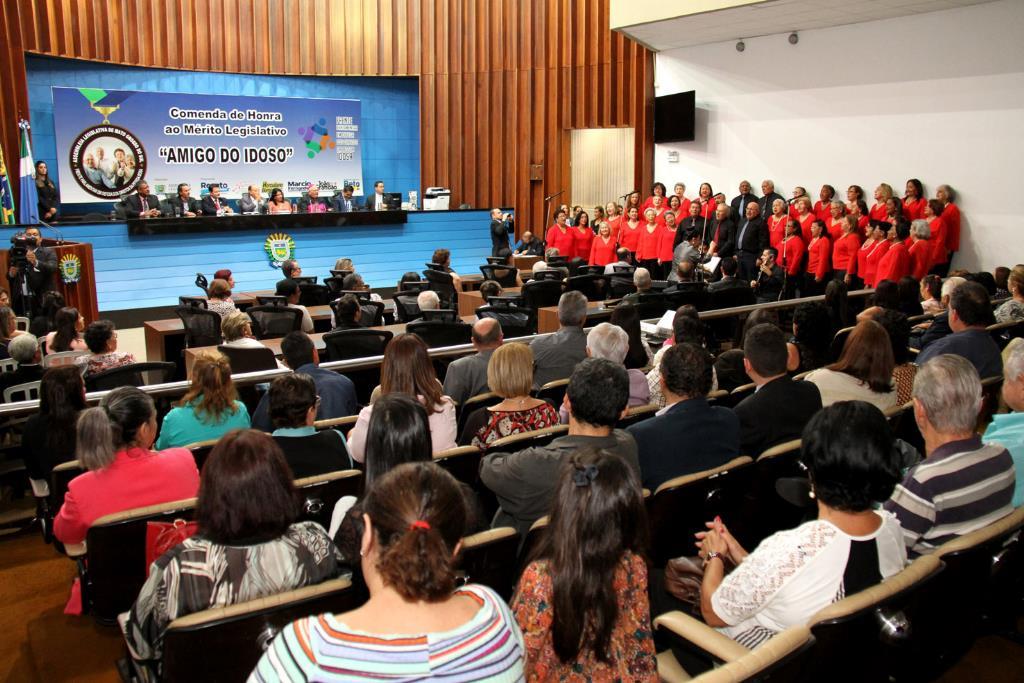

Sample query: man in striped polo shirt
[884,354,1015,558]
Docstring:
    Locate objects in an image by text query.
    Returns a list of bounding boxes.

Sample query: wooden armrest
[64,541,86,558]
[654,611,750,664]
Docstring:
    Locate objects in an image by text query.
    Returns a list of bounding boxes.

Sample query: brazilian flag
[0,143,14,225]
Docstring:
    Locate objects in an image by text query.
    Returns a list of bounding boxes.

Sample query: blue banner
[51,87,363,203]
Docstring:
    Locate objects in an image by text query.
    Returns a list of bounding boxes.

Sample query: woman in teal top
[156,352,251,449]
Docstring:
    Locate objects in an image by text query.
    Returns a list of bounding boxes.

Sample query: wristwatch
[705,551,723,564]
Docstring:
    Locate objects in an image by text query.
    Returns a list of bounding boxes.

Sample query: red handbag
[145,519,199,575]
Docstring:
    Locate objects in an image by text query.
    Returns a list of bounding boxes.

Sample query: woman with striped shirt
[252,462,525,682]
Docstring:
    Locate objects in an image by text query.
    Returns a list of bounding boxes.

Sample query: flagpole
[18,119,39,225]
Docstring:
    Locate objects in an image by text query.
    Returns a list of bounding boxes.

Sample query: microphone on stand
[37,219,65,245]
[544,190,564,202]
[620,190,639,200]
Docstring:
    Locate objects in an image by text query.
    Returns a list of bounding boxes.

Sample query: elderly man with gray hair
[884,354,1015,558]
[528,290,588,387]
[915,275,966,350]
[983,341,1024,507]
[621,267,653,305]
[0,333,44,400]
[557,323,650,423]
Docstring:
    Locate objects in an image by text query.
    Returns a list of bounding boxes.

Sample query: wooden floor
[0,527,1021,682]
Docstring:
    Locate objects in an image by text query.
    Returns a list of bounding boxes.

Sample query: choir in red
[534,178,960,296]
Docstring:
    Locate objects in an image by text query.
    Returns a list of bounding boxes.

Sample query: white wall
[654,0,1024,272]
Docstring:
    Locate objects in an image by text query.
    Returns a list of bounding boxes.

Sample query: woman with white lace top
[694,401,906,648]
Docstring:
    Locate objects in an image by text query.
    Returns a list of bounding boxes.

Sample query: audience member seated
[331,293,364,331]
[805,320,898,411]
[442,318,503,406]
[44,306,86,353]
[995,266,1024,323]
[917,276,965,349]
[75,320,136,377]
[53,387,200,546]
[348,334,456,461]
[415,289,440,320]
[628,343,739,491]
[481,358,638,536]
[252,332,357,431]
[220,311,271,352]
[269,373,353,478]
[281,259,302,279]
[0,334,44,399]
[127,429,341,663]
[610,303,653,370]
[870,308,916,404]
[0,307,21,359]
[580,322,650,410]
[29,290,65,338]
[514,231,545,257]
[529,291,589,387]
[897,276,923,317]
[787,303,833,373]
[920,274,944,316]
[342,272,384,302]
[994,266,1011,299]
[328,394,433,543]
[513,449,657,680]
[213,269,236,291]
[647,314,717,407]
[603,247,632,276]
[664,259,705,294]
[707,257,747,294]
[916,281,1002,378]
[885,355,1015,557]
[156,352,251,448]
[431,247,463,291]
[205,278,237,319]
[275,278,315,333]
[253,462,525,681]
[983,342,1024,507]
[469,342,558,448]
[478,279,502,301]
[696,401,905,647]
[734,324,822,457]
[620,268,653,305]
[20,366,85,481]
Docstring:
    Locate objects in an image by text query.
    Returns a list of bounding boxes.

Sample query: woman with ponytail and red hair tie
[513,449,657,681]
[253,462,526,681]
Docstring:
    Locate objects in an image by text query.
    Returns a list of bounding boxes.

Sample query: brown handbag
[664,555,706,607]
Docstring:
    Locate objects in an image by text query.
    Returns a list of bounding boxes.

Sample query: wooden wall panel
[0,0,652,236]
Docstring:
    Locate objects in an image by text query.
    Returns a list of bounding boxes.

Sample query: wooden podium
[0,238,99,323]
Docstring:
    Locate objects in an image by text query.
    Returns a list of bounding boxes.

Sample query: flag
[0,143,14,225]
[18,121,38,224]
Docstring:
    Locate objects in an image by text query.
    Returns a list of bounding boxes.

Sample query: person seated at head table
[238,185,264,214]
[126,429,340,663]
[297,184,331,213]
[74,319,136,377]
[166,182,200,217]
[268,373,353,478]
[155,351,251,449]
[266,188,292,214]
[200,184,234,216]
[333,185,357,213]
[53,386,201,547]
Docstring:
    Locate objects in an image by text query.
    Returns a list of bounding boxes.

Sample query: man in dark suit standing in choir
[734,324,822,457]
[627,343,739,491]
[365,180,387,211]
[707,203,736,260]
[165,183,200,217]
[200,185,233,216]
[333,185,357,213]
[734,200,768,281]
[730,180,759,220]
[124,180,162,218]
[759,179,786,220]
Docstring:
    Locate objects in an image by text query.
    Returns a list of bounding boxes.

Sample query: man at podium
[6,227,56,316]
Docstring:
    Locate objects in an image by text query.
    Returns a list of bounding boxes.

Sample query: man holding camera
[7,227,57,317]
[489,208,513,259]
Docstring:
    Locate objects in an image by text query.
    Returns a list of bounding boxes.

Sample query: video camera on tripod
[8,232,40,270]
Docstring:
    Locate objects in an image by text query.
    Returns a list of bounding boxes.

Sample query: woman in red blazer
[825,200,846,241]
[696,182,716,221]
[937,184,961,255]
[573,211,594,262]
[870,183,894,223]
[788,187,809,220]
[778,219,806,279]
[923,199,949,276]
[766,198,789,250]
[604,202,623,243]
[833,216,863,284]
[850,199,871,234]
[589,222,617,267]
[545,210,576,260]
[618,206,643,258]
[814,184,837,222]
[908,219,933,280]
[858,224,890,289]
[845,185,865,215]
[640,182,667,214]
[902,178,926,221]
[636,208,664,276]
[885,196,904,228]
[804,219,832,296]
[794,197,816,243]
[53,387,201,547]
[623,192,641,217]
[671,183,692,219]
[875,222,911,285]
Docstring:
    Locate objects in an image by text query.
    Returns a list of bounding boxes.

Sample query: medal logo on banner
[264,233,296,268]
[59,254,82,284]
[66,89,146,199]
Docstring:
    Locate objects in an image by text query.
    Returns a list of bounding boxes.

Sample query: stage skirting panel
[3,210,493,313]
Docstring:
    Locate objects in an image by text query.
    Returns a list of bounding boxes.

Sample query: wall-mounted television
[654,90,696,143]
